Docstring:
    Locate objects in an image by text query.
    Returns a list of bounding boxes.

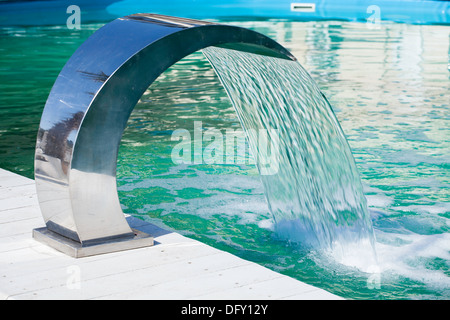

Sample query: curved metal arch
[33,14,296,253]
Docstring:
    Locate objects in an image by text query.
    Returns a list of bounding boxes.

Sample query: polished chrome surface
[34,13,295,250]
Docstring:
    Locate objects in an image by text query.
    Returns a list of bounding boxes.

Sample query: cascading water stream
[203,47,378,266]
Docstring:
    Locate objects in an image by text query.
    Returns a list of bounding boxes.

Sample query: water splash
[203,47,377,265]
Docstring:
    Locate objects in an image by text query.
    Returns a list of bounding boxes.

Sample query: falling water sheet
[202,46,378,268]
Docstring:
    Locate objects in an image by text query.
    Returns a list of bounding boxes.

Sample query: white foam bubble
[365,193,394,208]
[258,219,275,230]
[342,231,450,290]
[326,237,379,272]
[396,203,450,215]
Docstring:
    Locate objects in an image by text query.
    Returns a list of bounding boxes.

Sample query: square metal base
[32,227,154,258]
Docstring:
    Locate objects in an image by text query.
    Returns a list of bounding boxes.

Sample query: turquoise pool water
[0,20,449,299]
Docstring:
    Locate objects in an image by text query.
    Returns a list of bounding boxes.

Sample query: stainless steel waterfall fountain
[32,13,295,257]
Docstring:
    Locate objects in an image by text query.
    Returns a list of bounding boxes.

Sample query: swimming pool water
[0,19,448,299]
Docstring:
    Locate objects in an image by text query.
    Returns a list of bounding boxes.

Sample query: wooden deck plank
[0,168,341,300]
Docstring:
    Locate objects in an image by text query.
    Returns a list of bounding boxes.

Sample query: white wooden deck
[0,168,341,300]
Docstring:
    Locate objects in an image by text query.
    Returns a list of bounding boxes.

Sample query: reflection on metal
[33,13,295,257]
